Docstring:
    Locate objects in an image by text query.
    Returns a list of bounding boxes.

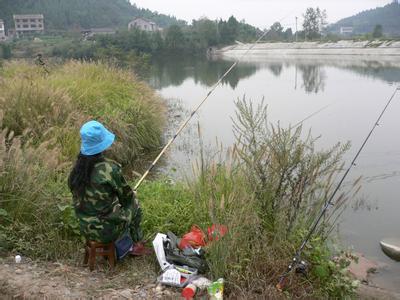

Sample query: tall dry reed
[0,60,165,169]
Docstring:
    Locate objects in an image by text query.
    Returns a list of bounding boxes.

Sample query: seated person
[68,120,147,256]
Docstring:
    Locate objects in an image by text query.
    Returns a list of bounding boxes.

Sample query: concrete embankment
[217,40,400,60]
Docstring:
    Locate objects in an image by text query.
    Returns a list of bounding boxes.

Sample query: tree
[284,28,293,41]
[269,22,284,40]
[227,16,239,39]
[219,16,239,44]
[193,18,218,47]
[271,22,283,33]
[302,7,327,40]
[237,21,259,43]
[0,0,185,30]
[317,8,328,34]
[372,24,383,38]
[150,31,164,52]
[165,25,185,51]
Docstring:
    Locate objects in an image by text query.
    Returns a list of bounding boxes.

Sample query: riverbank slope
[217,40,400,59]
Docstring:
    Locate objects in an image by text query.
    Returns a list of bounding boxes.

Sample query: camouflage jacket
[72,159,137,243]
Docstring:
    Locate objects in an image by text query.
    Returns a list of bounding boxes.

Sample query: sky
[131,0,391,29]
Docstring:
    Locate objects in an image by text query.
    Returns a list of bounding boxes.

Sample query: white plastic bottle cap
[15,255,21,264]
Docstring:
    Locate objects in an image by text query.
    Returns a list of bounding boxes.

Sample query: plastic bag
[207,224,228,242]
[178,225,207,250]
[166,231,208,273]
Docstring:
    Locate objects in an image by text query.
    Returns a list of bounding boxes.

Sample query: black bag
[115,228,133,260]
[164,231,208,273]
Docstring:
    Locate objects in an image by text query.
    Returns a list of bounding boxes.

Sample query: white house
[128,17,159,32]
[0,19,6,41]
[340,27,353,35]
[13,14,44,35]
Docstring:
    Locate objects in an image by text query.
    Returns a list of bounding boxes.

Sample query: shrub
[179,98,357,298]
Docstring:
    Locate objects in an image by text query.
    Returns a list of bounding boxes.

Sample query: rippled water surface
[146,55,400,291]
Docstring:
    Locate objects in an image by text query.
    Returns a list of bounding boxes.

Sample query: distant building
[81,28,116,39]
[13,14,44,35]
[128,17,159,32]
[340,26,353,35]
[0,19,5,41]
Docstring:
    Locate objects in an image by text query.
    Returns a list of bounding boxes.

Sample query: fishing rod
[291,104,331,129]
[134,14,295,191]
[277,86,400,291]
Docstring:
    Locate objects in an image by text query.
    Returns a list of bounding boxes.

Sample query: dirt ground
[1,253,400,299]
[0,254,181,299]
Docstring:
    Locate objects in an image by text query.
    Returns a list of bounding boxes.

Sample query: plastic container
[157,265,198,288]
[182,283,197,299]
[192,276,212,290]
[15,255,21,264]
[208,278,224,299]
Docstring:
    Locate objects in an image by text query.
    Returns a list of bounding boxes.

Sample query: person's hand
[133,190,137,198]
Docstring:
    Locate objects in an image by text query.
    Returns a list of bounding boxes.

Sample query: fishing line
[277,86,400,290]
[134,12,296,191]
[291,104,331,129]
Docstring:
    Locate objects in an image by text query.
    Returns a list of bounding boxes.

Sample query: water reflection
[262,62,326,94]
[149,55,259,90]
[148,55,400,94]
[343,65,400,84]
[298,65,326,94]
[267,63,283,77]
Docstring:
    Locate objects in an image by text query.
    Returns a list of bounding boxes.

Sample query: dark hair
[68,153,104,198]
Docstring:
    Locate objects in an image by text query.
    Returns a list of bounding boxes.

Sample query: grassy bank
[0,61,357,298]
[0,60,164,166]
[0,60,165,257]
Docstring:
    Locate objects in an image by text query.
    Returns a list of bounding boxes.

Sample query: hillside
[328,2,400,36]
[0,0,185,31]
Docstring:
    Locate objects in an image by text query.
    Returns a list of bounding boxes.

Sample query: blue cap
[80,120,115,156]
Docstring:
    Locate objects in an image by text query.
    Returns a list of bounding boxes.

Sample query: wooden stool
[84,241,116,271]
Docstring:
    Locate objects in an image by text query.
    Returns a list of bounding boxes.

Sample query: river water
[147,55,400,291]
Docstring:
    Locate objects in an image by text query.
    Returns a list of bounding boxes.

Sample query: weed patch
[0,60,165,166]
[173,98,358,298]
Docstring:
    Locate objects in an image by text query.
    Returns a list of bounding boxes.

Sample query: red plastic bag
[178,224,228,250]
[178,225,207,250]
[207,224,228,241]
